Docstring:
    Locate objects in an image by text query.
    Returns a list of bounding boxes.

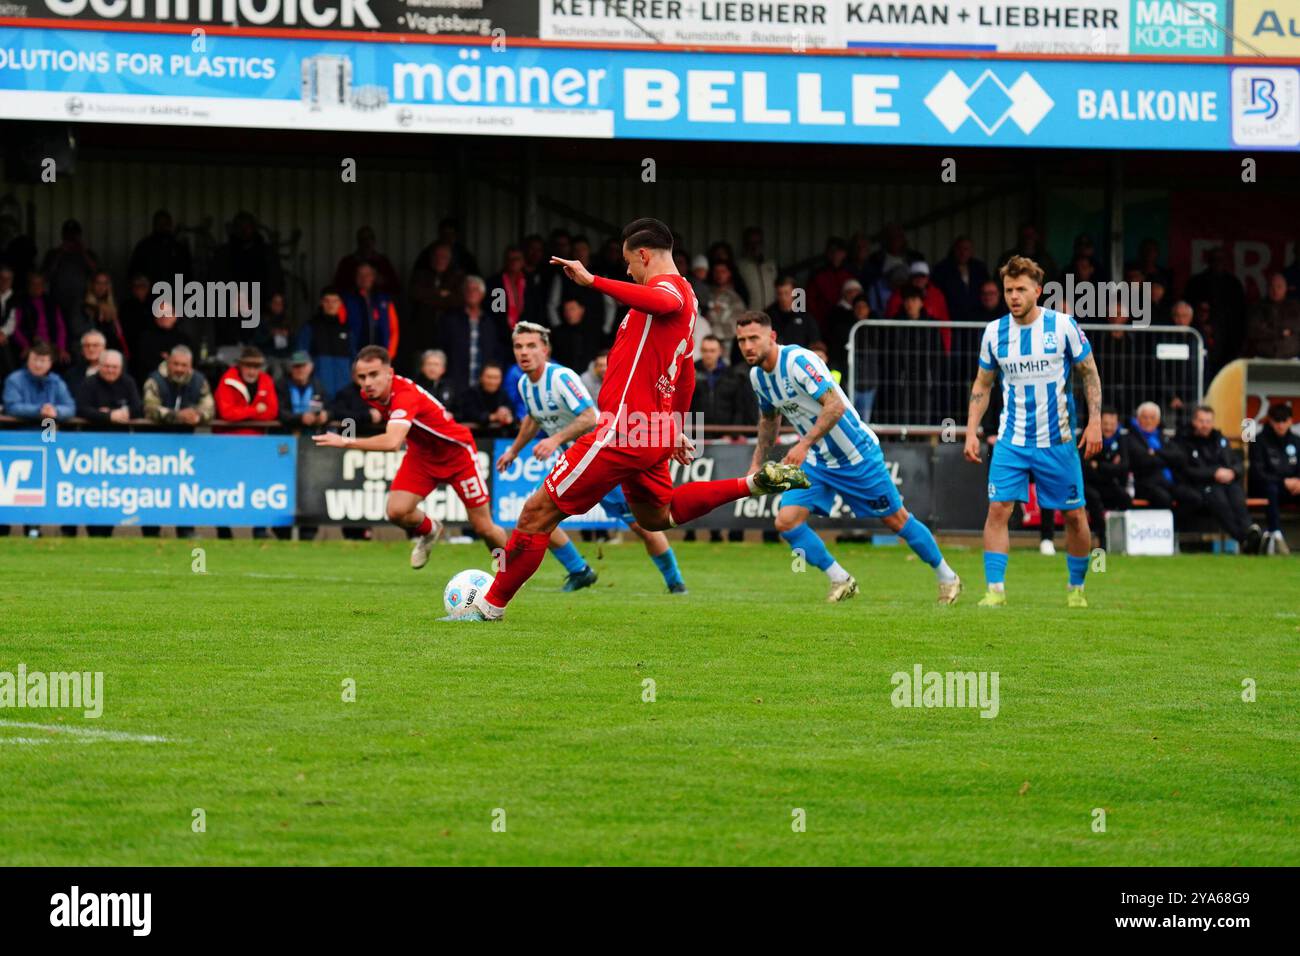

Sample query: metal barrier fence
[846,319,1205,434]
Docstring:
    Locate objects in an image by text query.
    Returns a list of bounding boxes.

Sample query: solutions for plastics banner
[0,25,1275,148]
[0,432,296,526]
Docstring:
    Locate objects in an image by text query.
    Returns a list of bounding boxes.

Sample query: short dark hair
[320,285,341,299]
[1267,402,1293,423]
[901,284,925,301]
[1194,404,1215,418]
[1101,405,1119,417]
[355,345,390,366]
[28,339,54,358]
[736,311,772,329]
[699,334,722,348]
[621,218,673,252]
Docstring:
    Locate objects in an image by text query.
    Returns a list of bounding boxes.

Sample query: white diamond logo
[924,69,1054,137]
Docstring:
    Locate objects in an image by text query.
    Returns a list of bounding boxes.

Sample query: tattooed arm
[964,367,997,463]
[1075,352,1103,458]
[751,409,781,472]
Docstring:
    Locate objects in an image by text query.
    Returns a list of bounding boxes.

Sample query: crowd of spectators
[2,212,1298,545]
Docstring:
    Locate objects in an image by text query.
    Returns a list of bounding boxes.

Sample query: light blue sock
[651,548,684,588]
[1066,554,1089,588]
[550,540,587,575]
[898,515,943,568]
[781,524,835,571]
[984,551,1009,587]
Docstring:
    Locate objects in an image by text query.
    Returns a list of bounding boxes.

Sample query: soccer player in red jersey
[443,218,809,622]
[312,345,507,567]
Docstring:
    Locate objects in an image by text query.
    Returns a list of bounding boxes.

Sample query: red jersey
[365,374,476,457]
[591,272,697,422]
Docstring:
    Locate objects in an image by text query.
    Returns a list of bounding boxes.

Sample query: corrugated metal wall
[4,150,1028,319]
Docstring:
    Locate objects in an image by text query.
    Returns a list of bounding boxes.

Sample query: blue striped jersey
[750,345,881,469]
[978,308,1091,448]
[517,362,595,448]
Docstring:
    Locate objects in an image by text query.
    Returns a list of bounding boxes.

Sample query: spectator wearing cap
[143,344,213,426]
[299,286,354,401]
[63,329,107,394]
[75,348,141,425]
[885,261,950,324]
[2,340,74,421]
[276,351,328,429]
[931,236,989,326]
[214,346,278,435]
[687,254,712,319]
[1249,403,1300,554]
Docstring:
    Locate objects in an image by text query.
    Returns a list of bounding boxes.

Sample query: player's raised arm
[312,418,409,452]
[586,271,684,315]
[964,367,997,463]
[1075,352,1103,458]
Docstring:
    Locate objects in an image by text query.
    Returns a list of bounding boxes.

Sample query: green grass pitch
[1,536,1296,866]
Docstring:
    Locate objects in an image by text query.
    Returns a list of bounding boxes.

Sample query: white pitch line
[0,720,170,743]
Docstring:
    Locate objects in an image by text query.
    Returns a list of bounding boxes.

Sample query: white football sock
[826,562,851,583]
[935,559,958,583]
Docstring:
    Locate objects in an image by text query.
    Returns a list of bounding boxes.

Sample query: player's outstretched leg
[629,523,686,594]
[979,501,1015,607]
[388,491,443,570]
[549,528,598,591]
[663,461,809,529]
[1063,506,1091,608]
[880,507,962,606]
[774,505,856,603]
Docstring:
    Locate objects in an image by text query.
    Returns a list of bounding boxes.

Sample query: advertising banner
[296,438,489,525]
[492,438,623,531]
[0,431,296,526]
[2,0,539,37]
[1232,1,1300,57]
[1167,191,1300,301]
[0,27,1246,149]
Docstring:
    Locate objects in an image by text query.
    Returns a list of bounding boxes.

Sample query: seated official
[1249,403,1300,554]
[1170,405,1262,554]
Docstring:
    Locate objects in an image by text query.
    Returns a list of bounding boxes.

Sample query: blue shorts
[781,455,903,519]
[988,440,1085,510]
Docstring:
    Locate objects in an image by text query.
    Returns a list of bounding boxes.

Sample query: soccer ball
[444,569,494,615]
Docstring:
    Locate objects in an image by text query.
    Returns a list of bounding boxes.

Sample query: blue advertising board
[0,432,297,527]
[0,25,1277,149]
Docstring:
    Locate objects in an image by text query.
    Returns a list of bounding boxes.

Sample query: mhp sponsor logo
[0,446,46,507]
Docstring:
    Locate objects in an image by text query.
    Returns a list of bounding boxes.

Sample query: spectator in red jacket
[214,345,279,435]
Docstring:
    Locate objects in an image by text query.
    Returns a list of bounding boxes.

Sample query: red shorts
[543,430,674,516]
[390,444,489,509]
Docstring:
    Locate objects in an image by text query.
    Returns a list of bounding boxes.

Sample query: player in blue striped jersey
[495,322,686,593]
[737,311,962,605]
[964,256,1104,608]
